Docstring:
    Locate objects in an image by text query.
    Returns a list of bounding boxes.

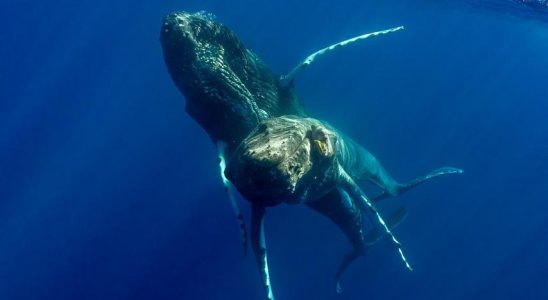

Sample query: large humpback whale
[160,11,462,300]
[226,116,462,295]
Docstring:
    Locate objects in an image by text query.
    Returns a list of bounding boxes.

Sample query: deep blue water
[1,1,547,300]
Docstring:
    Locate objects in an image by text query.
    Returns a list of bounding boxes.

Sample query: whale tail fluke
[372,167,463,202]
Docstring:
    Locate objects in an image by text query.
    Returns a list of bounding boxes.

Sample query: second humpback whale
[225,116,462,295]
[160,11,462,300]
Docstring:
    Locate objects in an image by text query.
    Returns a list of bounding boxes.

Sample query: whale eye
[313,139,328,156]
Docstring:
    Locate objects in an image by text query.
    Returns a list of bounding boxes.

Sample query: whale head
[160,11,301,148]
[225,116,338,207]
[160,11,258,143]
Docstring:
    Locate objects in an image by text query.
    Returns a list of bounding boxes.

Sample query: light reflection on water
[461,0,548,21]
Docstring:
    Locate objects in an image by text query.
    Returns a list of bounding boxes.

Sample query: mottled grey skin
[226,116,339,207]
[160,11,406,203]
[160,11,461,300]
[226,116,462,292]
[225,117,363,284]
[160,11,304,155]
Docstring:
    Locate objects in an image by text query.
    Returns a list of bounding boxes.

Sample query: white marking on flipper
[251,205,275,300]
[364,206,408,246]
[332,204,407,292]
[281,26,404,85]
[338,165,413,271]
[218,141,248,253]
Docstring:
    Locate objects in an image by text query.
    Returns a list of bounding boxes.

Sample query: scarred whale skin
[160,11,304,154]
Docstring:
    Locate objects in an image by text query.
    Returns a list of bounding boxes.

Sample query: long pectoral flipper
[251,205,275,300]
[218,142,247,253]
[308,187,409,293]
[281,26,404,85]
[338,165,413,271]
[333,189,408,293]
[364,206,408,246]
[371,167,464,202]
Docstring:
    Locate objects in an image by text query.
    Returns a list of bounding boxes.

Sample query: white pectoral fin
[251,205,275,300]
[281,26,404,85]
[364,206,408,246]
[333,191,408,293]
[338,165,413,271]
[218,141,248,253]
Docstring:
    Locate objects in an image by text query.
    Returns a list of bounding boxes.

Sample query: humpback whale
[225,116,462,295]
[160,11,462,300]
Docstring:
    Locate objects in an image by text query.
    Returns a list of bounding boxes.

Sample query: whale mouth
[226,116,337,206]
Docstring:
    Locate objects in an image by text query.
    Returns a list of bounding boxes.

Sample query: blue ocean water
[1,1,547,300]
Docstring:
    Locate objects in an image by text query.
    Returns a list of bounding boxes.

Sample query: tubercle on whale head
[225,116,338,207]
[224,118,309,207]
[160,11,303,149]
[160,11,252,140]
[160,11,248,86]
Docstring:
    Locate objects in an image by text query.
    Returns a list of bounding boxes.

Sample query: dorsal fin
[280,26,404,85]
